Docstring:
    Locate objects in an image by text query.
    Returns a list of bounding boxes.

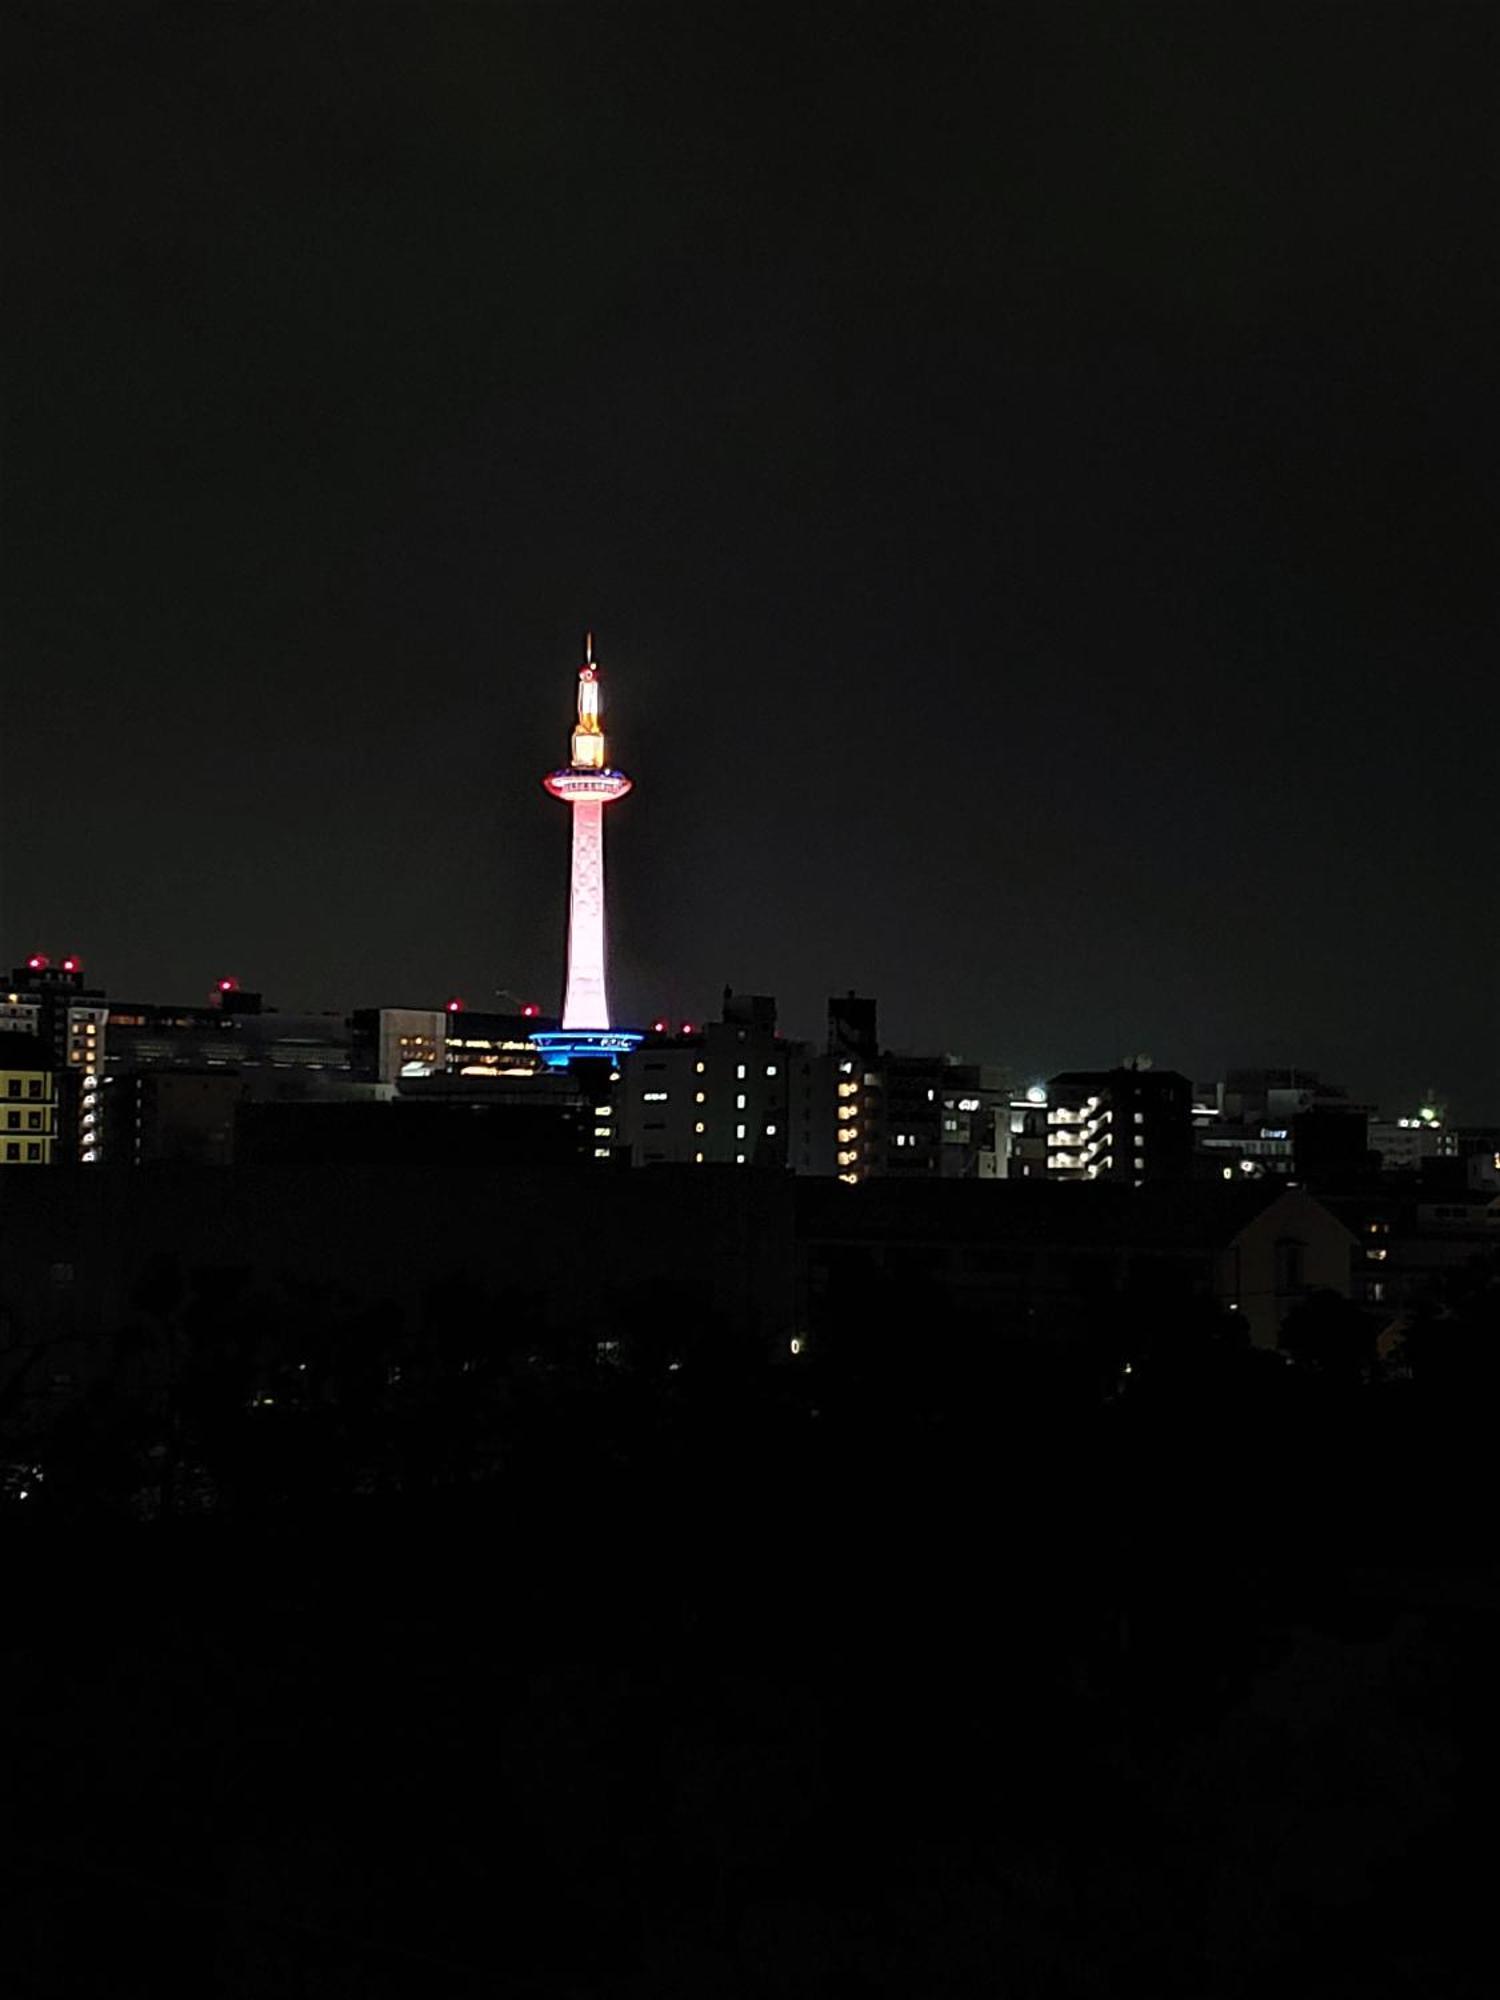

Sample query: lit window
[1368,1247,1388,1262]
[695,1061,705,1074]
[736,1094,746,1109]
[694,1151,704,1163]
[736,1124,746,1139]
[736,1064,746,1079]
[695,1091,706,1103]
[765,1123,777,1136]
[695,1121,705,1134]
[642,1091,669,1103]
[766,1065,778,1077]
[1134,1112,1144,1124]
[736,1153,746,1164]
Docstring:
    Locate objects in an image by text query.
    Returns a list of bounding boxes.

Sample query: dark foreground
[2,1368,1496,2000]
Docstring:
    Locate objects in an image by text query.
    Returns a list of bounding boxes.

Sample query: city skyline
[3,4,1495,1120]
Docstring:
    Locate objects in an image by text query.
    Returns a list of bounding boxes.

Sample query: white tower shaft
[561,799,610,1029]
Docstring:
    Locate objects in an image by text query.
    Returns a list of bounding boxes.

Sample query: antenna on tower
[583,629,594,666]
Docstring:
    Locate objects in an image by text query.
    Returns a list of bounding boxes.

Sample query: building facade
[0,1033,59,1167]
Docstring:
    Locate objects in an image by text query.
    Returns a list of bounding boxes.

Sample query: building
[3,956,107,1161]
[1368,1102,1459,1174]
[1046,1064,1192,1185]
[620,991,797,1167]
[617,991,1007,1181]
[1325,1182,1500,1314]
[532,634,642,1074]
[109,1070,243,1167]
[0,1032,60,1167]
[795,1177,1355,1354]
[436,1006,554,1081]
[1193,1067,1371,1184]
[349,1005,447,1083]
[996,1084,1050,1179]
[1214,1187,1359,1347]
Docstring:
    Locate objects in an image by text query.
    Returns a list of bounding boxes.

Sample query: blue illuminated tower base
[531,1028,643,1070]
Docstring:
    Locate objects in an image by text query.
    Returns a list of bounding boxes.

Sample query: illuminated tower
[532,634,642,1069]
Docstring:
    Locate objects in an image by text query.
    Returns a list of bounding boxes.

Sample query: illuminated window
[736,1153,746,1164]
[736,1064,746,1079]
[695,1121,705,1134]
[642,1091,669,1102]
[736,1093,746,1109]
[765,1123,776,1136]
[695,1091,706,1103]
[766,1065,778,1077]
[736,1123,746,1139]
[695,1061,705,1074]
[694,1151,704,1163]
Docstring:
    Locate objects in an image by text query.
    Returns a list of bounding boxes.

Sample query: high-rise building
[1046,1064,1192,1185]
[3,957,107,1161]
[620,992,798,1167]
[532,634,642,1072]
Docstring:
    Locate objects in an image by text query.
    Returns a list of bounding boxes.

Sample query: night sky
[4,2,1496,1116]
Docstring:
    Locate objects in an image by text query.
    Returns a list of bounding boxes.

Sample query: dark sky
[4,1,1496,1116]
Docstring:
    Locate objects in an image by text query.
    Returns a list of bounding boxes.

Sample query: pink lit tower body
[531,635,643,1069]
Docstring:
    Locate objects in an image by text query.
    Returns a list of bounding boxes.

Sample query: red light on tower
[61,956,79,973]
[680,1021,695,1035]
[27,954,48,971]
[217,977,237,993]
[651,1018,667,1034]
[521,1003,539,1019]
[446,997,463,1014]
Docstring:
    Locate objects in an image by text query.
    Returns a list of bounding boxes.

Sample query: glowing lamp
[446,998,463,1014]
[61,957,79,973]
[217,977,237,993]
[27,955,47,970]
[522,1003,539,1019]
[680,1022,695,1034]
[651,1019,667,1034]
